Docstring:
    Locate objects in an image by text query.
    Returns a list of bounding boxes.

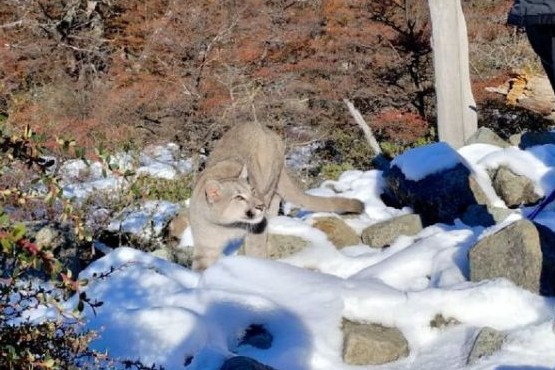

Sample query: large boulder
[469,219,543,294]
[383,142,489,225]
[342,319,409,365]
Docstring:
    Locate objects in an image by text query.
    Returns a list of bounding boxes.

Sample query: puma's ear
[239,164,248,180]
[205,180,222,203]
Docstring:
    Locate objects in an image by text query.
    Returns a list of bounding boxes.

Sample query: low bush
[0,126,167,369]
[0,207,103,370]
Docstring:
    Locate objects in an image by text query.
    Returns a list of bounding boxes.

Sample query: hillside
[0,0,549,164]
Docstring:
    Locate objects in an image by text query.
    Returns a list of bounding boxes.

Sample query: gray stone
[342,319,409,366]
[469,220,543,293]
[268,234,309,259]
[429,313,461,329]
[464,127,510,148]
[32,224,84,276]
[491,166,541,208]
[466,327,507,365]
[312,216,360,248]
[220,356,277,370]
[361,214,423,249]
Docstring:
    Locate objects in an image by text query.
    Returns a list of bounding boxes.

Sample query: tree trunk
[428,0,477,148]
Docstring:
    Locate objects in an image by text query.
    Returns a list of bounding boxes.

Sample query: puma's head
[203,177,265,226]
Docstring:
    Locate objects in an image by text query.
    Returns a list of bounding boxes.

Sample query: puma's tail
[277,170,364,214]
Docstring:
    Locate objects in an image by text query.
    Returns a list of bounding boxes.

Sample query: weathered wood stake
[428,0,477,148]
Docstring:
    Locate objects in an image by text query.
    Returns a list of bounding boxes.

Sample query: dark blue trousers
[526,25,555,99]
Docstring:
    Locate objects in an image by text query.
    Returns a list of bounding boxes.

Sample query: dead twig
[343,99,391,170]
[343,99,382,155]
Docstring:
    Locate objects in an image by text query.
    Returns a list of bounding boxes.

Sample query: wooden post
[428,0,477,148]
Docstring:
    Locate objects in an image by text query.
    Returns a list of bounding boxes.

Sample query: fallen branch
[0,20,24,29]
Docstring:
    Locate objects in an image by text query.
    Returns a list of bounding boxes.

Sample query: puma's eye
[234,194,247,201]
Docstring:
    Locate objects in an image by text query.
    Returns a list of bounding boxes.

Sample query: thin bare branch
[0,20,24,29]
[343,99,382,156]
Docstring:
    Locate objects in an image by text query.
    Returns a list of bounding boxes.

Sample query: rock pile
[258,128,554,368]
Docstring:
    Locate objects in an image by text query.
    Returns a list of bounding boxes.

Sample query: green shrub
[130,175,193,203]
[319,162,355,181]
[0,127,166,370]
[0,207,101,370]
[315,127,375,171]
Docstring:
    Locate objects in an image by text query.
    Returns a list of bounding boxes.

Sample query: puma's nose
[246,202,265,219]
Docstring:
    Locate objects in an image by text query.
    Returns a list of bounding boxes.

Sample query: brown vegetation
[0,0,543,161]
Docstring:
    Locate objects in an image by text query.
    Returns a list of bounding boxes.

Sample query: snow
[391,142,462,181]
[30,141,555,369]
[137,143,194,179]
[107,200,180,239]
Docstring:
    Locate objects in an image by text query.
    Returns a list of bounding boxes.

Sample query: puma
[189,122,364,271]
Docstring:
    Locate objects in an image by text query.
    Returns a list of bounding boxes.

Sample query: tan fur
[167,208,189,247]
[189,122,364,271]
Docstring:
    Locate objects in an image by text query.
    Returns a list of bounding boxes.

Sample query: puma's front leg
[192,243,222,271]
[244,218,269,258]
[191,224,243,271]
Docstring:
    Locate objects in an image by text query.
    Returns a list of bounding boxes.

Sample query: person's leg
[526,25,555,93]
